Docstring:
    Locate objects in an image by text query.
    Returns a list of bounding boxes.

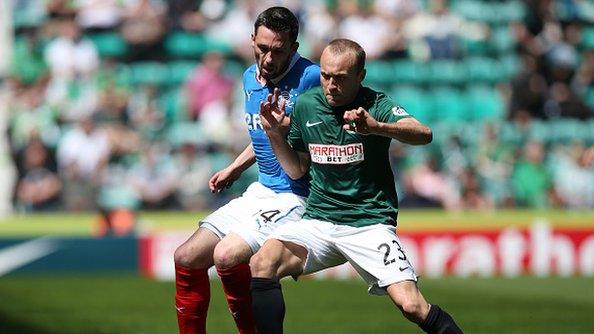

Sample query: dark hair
[327,39,366,72]
[254,7,299,43]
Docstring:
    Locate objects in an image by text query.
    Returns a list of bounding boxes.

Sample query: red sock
[217,264,256,334]
[175,264,210,334]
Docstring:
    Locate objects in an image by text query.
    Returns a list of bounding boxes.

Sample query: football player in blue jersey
[173,7,320,334]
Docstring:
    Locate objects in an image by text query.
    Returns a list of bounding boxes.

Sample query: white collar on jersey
[256,52,301,86]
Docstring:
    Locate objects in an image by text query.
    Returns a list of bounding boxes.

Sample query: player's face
[252,26,297,80]
[320,50,365,107]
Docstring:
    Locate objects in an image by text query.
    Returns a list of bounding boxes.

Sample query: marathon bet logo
[309,143,364,164]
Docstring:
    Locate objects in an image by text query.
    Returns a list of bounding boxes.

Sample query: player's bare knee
[174,243,212,270]
[173,245,192,267]
[398,298,425,321]
[213,242,241,270]
[249,251,279,278]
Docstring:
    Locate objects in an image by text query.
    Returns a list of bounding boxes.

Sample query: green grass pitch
[0,275,593,333]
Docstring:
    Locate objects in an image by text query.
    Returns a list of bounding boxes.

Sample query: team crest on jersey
[278,90,295,109]
[392,106,409,116]
[309,143,364,164]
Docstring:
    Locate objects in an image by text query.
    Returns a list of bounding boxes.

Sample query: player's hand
[259,88,287,135]
[208,166,241,193]
[342,107,379,135]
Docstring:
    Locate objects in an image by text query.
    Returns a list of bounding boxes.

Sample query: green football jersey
[288,86,411,227]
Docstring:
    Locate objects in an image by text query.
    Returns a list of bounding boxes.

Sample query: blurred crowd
[3,0,594,214]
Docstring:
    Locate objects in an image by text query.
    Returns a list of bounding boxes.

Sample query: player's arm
[209,144,256,193]
[343,107,432,145]
[260,88,311,180]
[267,132,310,180]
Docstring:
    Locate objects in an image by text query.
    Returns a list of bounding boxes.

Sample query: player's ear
[251,32,255,45]
[359,68,366,83]
[291,41,299,54]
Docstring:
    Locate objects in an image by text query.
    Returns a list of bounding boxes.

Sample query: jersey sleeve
[287,96,307,152]
[374,93,412,124]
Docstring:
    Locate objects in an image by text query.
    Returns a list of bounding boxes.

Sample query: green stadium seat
[87,33,127,58]
[392,60,430,84]
[587,120,594,144]
[168,61,198,86]
[582,28,594,50]
[208,152,232,174]
[12,6,46,28]
[527,120,551,143]
[585,88,594,110]
[164,32,233,59]
[391,86,434,124]
[365,61,394,86]
[459,36,491,56]
[165,121,205,147]
[500,122,523,144]
[129,62,169,86]
[164,33,206,58]
[222,60,246,78]
[499,55,521,80]
[158,89,188,124]
[495,1,526,23]
[466,57,505,83]
[466,86,505,121]
[490,25,516,53]
[428,60,467,84]
[452,1,525,24]
[548,119,587,144]
[431,86,469,122]
[452,1,491,22]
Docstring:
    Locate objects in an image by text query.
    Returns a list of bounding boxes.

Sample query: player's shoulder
[291,56,320,83]
[242,64,258,86]
[296,86,323,104]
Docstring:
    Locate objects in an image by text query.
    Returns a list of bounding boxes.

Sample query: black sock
[251,277,285,334]
[419,304,463,334]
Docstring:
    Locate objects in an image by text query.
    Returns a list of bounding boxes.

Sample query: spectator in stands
[459,168,493,210]
[8,81,60,151]
[476,124,515,207]
[167,0,207,32]
[204,0,265,62]
[16,139,62,211]
[44,19,99,79]
[511,141,556,208]
[303,1,340,61]
[45,0,77,18]
[185,52,234,120]
[95,84,142,159]
[75,0,122,32]
[173,143,212,210]
[57,115,110,210]
[553,143,594,209]
[130,144,178,209]
[338,0,392,59]
[402,155,460,210]
[127,85,165,141]
[510,54,548,119]
[404,0,482,60]
[120,0,167,61]
[543,81,591,119]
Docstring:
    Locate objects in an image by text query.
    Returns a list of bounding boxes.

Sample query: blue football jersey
[243,53,320,197]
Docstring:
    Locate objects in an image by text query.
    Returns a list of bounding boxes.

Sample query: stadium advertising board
[141,221,594,280]
[0,236,138,275]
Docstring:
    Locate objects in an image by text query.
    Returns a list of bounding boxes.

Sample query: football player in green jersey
[249,39,463,334]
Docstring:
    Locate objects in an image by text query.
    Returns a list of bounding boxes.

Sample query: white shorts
[270,219,417,295]
[201,182,306,253]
